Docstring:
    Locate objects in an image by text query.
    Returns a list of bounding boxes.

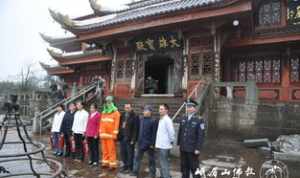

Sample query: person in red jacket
[85,103,101,166]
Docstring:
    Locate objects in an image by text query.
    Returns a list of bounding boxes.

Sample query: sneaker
[88,161,93,165]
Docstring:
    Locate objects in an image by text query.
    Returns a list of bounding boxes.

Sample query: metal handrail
[172,80,208,120]
[38,81,99,134]
[37,81,97,118]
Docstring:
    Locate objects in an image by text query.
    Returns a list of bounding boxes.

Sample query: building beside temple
[41,0,300,109]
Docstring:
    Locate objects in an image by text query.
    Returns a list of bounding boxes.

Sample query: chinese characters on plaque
[133,32,182,53]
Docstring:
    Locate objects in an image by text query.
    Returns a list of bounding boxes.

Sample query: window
[189,52,214,80]
[290,57,300,82]
[234,58,281,83]
[116,59,134,80]
[258,0,281,27]
[190,54,202,76]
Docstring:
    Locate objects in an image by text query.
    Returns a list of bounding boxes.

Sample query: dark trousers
[120,139,135,170]
[133,148,156,178]
[63,132,71,156]
[51,132,63,154]
[74,133,84,160]
[87,137,99,163]
[180,151,200,178]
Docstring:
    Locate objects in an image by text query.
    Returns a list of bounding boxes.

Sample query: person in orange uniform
[99,96,120,169]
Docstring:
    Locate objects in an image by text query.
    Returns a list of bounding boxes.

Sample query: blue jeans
[52,132,63,154]
[158,148,171,178]
[133,148,156,178]
[120,139,135,170]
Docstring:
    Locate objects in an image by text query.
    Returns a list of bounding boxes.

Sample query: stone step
[116,97,185,118]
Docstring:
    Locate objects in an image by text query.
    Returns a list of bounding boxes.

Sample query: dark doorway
[144,55,174,94]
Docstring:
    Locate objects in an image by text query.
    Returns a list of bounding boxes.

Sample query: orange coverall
[99,111,120,168]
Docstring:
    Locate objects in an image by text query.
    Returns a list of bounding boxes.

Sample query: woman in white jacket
[51,104,65,156]
[72,101,89,161]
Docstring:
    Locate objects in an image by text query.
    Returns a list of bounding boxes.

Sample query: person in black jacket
[60,103,76,158]
[177,100,205,178]
[118,103,139,174]
[131,105,157,178]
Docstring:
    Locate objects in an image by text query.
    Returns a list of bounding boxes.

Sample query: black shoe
[123,169,130,174]
[130,172,137,176]
[120,167,128,173]
[88,161,93,165]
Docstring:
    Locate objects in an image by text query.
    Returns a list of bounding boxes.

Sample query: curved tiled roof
[51,0,230,31]
[40,33,77,44]
[47,48,103,60]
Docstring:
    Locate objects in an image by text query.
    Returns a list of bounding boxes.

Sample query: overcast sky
[0,0,130,81]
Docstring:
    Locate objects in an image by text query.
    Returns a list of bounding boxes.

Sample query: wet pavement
[1,129,300,178]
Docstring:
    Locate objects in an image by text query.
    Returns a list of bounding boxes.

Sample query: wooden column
[79,75,83,88]
[130,52,137,92]
[110,47,117,92]
[212,22,221,82]
[182,37,189,92]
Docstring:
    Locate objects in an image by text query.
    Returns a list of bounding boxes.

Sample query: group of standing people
[50,95,205,178]
[50,101,100,165]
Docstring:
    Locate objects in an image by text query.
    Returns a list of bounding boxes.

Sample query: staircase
[115,80,211,120]
[132,97,184,118]
[33,81,101,134]
[172,80,211,121]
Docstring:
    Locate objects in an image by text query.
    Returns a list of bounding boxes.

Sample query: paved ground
[1,129,300,178]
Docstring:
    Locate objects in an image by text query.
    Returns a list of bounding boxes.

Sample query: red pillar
[280,60,290,101]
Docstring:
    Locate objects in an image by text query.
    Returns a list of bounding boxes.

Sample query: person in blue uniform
[177,100,205,178]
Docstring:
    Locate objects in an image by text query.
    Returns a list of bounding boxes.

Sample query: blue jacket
[137,116,158,151]
[177,115,205,152]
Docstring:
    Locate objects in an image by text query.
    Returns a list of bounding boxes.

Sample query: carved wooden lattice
[116,59,134,79]
[235,57,281,83]
[258,0,281,26]
[203,52,214,75]
[125,60,134,78]
[190,54,201,76]
[189,52,213,80]
[117,60,125,78]
[290,57,300,82]
[255,60,263,82]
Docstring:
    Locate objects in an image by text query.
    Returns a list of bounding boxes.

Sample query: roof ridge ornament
[89,0,114,16]
[39,62,51,69]
[49,9,75,29]
[39,33,77,43]
[39,33,53,43]
[47,48,61,58]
